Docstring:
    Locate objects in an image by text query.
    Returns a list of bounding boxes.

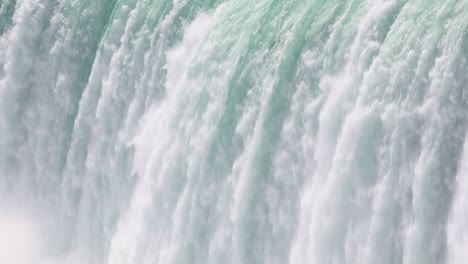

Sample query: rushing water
[1,0,468,263]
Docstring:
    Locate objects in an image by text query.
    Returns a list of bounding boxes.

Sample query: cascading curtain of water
[0,0,468,263]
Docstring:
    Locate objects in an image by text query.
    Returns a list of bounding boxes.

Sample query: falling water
[1,0,468,263]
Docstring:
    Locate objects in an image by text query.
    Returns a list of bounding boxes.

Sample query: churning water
[1,0,468,263]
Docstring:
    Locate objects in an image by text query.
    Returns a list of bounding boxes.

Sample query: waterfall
[1,0,468,263]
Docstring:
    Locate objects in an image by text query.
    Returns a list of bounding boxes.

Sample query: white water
[1,0,468,263]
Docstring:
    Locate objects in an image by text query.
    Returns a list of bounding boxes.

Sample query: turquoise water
[0,0,468,263]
